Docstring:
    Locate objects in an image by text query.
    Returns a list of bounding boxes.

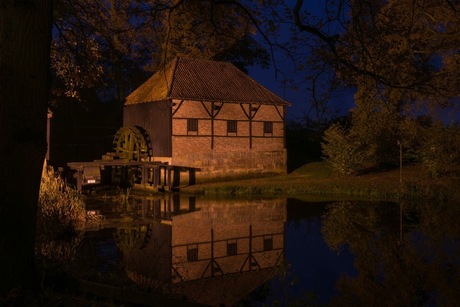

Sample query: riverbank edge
[179,164,460,202]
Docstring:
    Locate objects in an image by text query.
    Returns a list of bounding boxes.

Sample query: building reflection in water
[111,195,286,306]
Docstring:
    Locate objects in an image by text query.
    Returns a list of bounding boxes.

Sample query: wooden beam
[274,105,284,120]
[211,102,214,149]
[172,100,184,116]
[249,104,253,149]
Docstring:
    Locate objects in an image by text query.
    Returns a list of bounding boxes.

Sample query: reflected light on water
[61,194,460,306]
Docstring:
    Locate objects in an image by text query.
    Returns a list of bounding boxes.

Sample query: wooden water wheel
[114,224,152,251]
[113,126,152,161]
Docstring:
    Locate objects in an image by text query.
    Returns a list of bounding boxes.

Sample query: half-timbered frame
[124,57,290,182]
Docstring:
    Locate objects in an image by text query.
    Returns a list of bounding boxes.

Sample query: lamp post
[397,140,402,186]
[46,109,53,162]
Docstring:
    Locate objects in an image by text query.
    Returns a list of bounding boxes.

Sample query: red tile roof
[125,57,290,106]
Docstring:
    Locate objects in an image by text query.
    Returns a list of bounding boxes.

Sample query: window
[263,236,273,251]
[227,120,237,133]
[187,246,199,262]
[227,241,238,256]
[263,121,273,134]
[187,118,198,132]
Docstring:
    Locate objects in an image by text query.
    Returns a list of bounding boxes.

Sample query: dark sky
[246,0,356,123]
[248,65,355,122]
[247,0,459,124]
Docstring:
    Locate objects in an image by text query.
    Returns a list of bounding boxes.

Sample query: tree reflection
[322,200,460,306]
[36,235,83,265]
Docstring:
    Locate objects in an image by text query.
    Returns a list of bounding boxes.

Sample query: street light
[397,140,402,187]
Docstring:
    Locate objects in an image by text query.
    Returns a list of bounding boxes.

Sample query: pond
[54,193,460,306]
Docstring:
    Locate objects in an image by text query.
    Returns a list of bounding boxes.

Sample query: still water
[62,194,460,306]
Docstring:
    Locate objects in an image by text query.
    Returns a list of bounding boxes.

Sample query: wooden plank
[76,170,83,191]
[68,160,163,169]
[153,166,160,188]
[67,160,198,192]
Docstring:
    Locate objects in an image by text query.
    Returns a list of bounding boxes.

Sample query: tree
[322,200,460,306]
[51,0,269,105]
[419,122,460,177]
[322,123,366,175]
[285,0,460,132]
[0,0,53,297]
[290,0,460,171]
[294,0,460,102]
[349,83,404,167]
[0,0,272,298]
[49,0,272,167]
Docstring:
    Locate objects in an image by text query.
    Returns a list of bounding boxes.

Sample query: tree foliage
[300,0,460,174]
[419,123,460,177]
[349,84,403,167]
[322,86,460,175]
[51,0,270,103]
[322,123,365,175]
[294,0,460,103]
[322,200,460,306]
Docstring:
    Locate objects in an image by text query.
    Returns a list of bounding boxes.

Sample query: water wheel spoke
[113,126,152,161]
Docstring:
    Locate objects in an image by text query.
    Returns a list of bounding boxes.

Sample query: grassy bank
[181,162,460,202]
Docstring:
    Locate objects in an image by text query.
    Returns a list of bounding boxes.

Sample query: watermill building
[123,57,290,183]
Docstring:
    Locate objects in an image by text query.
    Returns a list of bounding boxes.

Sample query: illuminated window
[263,121,273,134]
[187,119,198,132]
[227,120,237,133]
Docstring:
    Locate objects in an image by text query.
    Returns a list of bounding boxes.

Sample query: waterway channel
[48,193,460,306]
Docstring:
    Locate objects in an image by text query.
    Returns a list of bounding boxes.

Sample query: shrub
[37,161,87,240]
[322,124,365,175]
[419,124,460,178]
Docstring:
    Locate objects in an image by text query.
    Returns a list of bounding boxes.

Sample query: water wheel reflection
[114,224,152,251]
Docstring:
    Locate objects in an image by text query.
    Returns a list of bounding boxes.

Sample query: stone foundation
[171,149,287,183]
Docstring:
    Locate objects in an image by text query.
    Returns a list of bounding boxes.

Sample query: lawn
[181,161,460,201]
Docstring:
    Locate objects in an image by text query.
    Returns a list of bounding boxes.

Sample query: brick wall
[171,100,287,181]
[171,149,287,183]
[171,198,286,281]
[120,196,286,287]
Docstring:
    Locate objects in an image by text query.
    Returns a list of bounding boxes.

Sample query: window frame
[263,236,273,251]
[187,118,198,132]
[227,120,238,134]
[263,121,273,134]
[187,246,199,262]
[227,241,238,256]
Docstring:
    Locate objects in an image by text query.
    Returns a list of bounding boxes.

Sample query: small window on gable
[187,118,198,132]
[263,121,273,134]
[227,120,237,133]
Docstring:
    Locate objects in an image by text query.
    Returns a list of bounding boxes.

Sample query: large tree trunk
[0,0,53,296]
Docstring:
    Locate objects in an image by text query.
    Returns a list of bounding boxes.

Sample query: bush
[37,161,87,240]
[322,124,365,175]
[419,124,460,178]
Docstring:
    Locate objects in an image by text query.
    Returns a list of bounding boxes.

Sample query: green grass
[181,161,460,202]
[290,161,334,178]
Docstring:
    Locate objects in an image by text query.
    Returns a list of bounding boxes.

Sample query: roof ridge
[125,57,290,106]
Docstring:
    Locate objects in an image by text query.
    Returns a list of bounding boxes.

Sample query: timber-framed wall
[123,57,290,183]
[171,99,287,181]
